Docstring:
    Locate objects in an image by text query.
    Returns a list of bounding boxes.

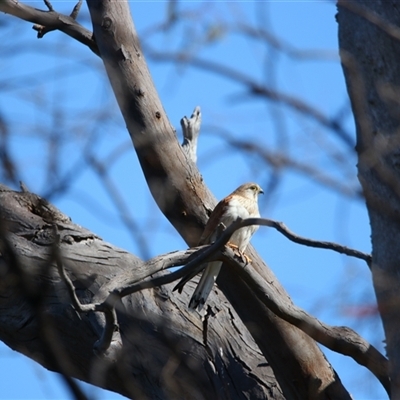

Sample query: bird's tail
[189,261,222,311]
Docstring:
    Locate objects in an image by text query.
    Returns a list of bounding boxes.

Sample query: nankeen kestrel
[174,182,263,310]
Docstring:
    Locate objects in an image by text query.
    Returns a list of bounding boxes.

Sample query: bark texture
[338,1,400,397]
[0,1,360,399]
[0,185,284,399]
[85,1,349,398]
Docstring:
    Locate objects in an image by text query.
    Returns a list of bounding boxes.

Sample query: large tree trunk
[0,185,284,399]
[338,0,400,397]
[85,1,348,398]
[0,1,355,399]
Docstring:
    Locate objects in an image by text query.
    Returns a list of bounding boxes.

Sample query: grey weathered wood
[0,1,356,398]
[0,186,284,399]
[72,213,385,392]
[0,0,98,54]
[338,1,400,397]
[181,106,201,163]
[85,2,351,398]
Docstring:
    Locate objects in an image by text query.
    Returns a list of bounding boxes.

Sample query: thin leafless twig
[222,245,389,395]
[70,0,82,20]
[0,226,89,400]
[57,215,371,358]
[146,49,354,148]
[34,0,83,38]
[81,229,385,392]
[53,225,95,314]
[210,217,372,265]
[86,153,152,260]
[236,23,339,61]
[43,0,53,12]
[212,128,362,199]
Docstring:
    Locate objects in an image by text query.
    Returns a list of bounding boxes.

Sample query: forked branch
[0,0,98,55]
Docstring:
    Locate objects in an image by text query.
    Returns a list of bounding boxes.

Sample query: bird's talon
[227,242,239,251]
[228,243,252,264]
[242,254,252,264]
[227,242,243,259]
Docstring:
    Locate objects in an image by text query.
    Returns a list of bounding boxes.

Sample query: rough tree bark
[87,1,351,397]
[338,1,400,397]
[0,0,386,399]
[0,185,285,399]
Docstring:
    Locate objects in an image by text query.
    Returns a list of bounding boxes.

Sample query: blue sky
[0,1,386,399]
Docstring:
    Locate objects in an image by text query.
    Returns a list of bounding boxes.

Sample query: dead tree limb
[0,1,361,398]
[0,0,98,54]
[84,3,354,397]
[0,185,283,399]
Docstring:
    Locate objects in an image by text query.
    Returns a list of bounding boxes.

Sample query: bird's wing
[198,196,231,245]
[173,197,229,293]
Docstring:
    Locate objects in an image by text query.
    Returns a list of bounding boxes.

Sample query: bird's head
[236,182,264,200]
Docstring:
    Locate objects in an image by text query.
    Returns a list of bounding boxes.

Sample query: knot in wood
[135,87,144,97]
[101,16,112,30]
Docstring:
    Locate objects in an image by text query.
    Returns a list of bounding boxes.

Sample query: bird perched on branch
[174,182,263,311]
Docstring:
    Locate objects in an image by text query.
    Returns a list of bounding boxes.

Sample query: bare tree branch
[146,49,354,148]
[235,23,339,61]
[57,215,371,370]
[181,106,201,163]
[0,1,372,398]
[214,128,362,199]
[70,0,82,20]
[85,153,152,259]
[0,0,98,55]
[200,217,371,266]
[255,218,371,264]
[33,0,83,39]
[65,226,384,393]
[3,185,282,399]
[0,225,89,400]
[222,246,389,395]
